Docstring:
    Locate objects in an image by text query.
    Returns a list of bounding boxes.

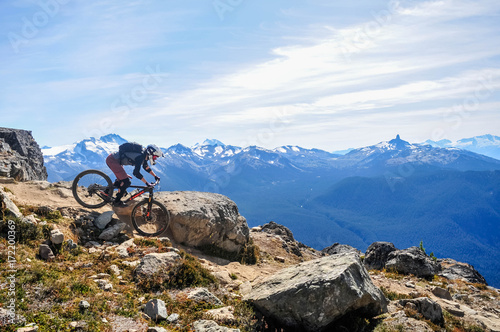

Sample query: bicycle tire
[131,199,170,237]
[72,169,113,208]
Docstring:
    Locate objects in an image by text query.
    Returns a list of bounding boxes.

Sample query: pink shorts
[106,154,128,180]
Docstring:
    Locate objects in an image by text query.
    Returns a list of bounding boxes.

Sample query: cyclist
[105,143,163,207]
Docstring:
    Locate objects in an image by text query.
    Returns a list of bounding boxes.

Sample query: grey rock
[65,239,78,250]
[156,191,250,253]
[0,188,23,219]
[322,242,362,256]
[94,211,115,229]
[108,264,120,276]
[260,221,310,257]
[0,127,47,181]
[438,258,487,285]
[94,279,113,291]
[193,320,240,332]
[399,297,444,326]
[148,327,168,332]
[50,229,65,245]
[432,286,453,300]
[39,244,55,261]
[144,299,168,321]
[134,252,181,278]
[115,238,135,258]
[68,321,87,331]
[187,287,223,306]
[98,221,126,241]
[79,300,90,310]
[364,241,397,270]
[167,313,180,323]
[244,252,388,331]
[260,221,295,242]
[16,325,39,332]
[23,214,37,224]
[386,246,440,278]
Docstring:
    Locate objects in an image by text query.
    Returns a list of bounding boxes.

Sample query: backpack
[118,142,143,165]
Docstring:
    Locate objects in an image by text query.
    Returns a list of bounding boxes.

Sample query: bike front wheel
[131,199,170,237]
[72,170,113,208]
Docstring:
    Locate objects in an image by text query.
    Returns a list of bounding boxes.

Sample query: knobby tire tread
[131,199,170,237]
[72,169,113,209]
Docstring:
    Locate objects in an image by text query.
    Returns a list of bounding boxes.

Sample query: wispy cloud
[116,0,499,149]
[1,0,499,149]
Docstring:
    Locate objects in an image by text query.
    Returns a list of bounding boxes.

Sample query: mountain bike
[72,170,170,237]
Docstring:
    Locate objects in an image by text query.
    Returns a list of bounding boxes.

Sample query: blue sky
[1,0,500,151]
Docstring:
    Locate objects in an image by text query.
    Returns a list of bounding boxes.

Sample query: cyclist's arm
[142,159,159,180]
[133,155,149,185]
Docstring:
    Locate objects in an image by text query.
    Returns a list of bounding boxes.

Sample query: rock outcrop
[386,246,440,278]
[244,252,388,331]
[438,258,488,285]
[364,241,398,270]
[158,191,250,253]
[257,221,310,257]
[114,191,250,255]
[0,127,47,181]
[322,242,362,256]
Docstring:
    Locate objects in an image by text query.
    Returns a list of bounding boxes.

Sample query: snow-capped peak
[192,139,225,149]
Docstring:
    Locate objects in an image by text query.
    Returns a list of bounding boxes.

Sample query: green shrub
[198,240,260,265]
[163,251,217,289]
[136,251,217,291]
[0,218,52,245]
[19,205,63,222]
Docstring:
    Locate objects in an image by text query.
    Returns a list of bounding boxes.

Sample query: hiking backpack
[118,142,143,165]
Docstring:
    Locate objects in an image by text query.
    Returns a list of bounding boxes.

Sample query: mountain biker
[105,143,164,207]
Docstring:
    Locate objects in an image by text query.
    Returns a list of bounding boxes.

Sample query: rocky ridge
[0,128,47,181]
[0,128,499,332]
[1,181,499,331]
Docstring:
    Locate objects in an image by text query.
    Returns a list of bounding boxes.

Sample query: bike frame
[123,184,154,202]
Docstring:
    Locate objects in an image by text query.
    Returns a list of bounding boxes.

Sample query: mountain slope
[426,134,500,160]
[42,134,500,287]
[305,170,500,286]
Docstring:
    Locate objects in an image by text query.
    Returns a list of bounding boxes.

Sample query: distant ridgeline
[42,134,500,287]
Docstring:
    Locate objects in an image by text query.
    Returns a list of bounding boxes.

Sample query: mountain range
[42,134,500,287]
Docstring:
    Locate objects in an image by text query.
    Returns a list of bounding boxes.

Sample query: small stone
[109,264,120,276]
[79,300,90,310]
[147,327,168,332]
[94,211,115,229]
[167,313,180,323]
[432,287,453,300]
[50,229,65,245]
[39,244,55,261]
[275,256,285,263]
[144,299,168,321]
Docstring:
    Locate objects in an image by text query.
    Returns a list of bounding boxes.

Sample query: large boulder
[364,241,398,270]
[322,242,362,256]
[244,252,388,331]
[399,297,444,326]
[157,191,250,253]
[0,127,47,181]
[258,221,309,257]
[438,258,487,285]
[386,246,440,278]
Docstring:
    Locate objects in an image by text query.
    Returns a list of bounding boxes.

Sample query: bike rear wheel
[131,199,170,237]
[72,170,113,208]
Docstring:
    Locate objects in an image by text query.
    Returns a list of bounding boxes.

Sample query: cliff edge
[0,127,47,181]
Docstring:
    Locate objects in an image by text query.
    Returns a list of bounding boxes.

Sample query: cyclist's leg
[106,154,130,202]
